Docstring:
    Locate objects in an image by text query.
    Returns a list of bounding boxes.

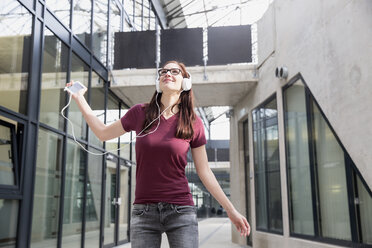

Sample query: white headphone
[156,71,192,93]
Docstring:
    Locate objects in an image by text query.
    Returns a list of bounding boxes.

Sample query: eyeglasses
[158,68,182,76]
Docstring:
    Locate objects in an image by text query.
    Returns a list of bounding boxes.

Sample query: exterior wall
[230,0,372,247]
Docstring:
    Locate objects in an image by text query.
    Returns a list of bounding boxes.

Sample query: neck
[160,91,181,114]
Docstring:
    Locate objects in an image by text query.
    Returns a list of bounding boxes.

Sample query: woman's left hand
[227,208,251,237]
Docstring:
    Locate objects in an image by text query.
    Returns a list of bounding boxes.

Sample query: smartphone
[64,81,86,94]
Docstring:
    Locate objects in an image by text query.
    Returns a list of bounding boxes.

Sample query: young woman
[66,61,250,248]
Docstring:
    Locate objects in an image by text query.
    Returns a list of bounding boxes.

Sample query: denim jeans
[130,202,199,248]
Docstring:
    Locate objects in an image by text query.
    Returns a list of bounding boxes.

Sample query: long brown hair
[142,61,196,139]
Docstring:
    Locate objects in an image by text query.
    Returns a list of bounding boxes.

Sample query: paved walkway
[115,218,246,248]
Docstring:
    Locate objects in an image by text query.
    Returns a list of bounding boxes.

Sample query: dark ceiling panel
[208,25,252,65]
[160,28,203,66]
[114,31,156,69]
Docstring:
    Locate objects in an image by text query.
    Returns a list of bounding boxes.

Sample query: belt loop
[145,204,149,212]
[170,203,175,210]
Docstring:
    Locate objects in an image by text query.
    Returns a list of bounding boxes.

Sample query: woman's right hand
[66,80,87,100]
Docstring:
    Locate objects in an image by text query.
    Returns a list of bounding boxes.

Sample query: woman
[67,61,250,248]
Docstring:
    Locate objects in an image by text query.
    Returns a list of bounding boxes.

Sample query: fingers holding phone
[65,81,87,99]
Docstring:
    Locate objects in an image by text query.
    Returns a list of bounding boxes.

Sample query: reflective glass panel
[119,162,130,241]
[39,28,69,131]
[45,0,71,28]
[357,175,372,245]
[89,71,105,148]
[0,199,18,248]
[104,159,117,245]
[0,0,32,115]
[31,128,63,247]
[61,139,87,248]
[252,97,283,232]
[69,53,89,140]
[106,94,119,154]
[85,148,102,248]
[283,81,314,235]
[313,102,351,240]
[0,120,16,185]
[92,0,108,65]
[73,0,92,49]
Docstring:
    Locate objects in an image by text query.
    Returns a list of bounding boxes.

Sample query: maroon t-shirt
[121,103,207,206]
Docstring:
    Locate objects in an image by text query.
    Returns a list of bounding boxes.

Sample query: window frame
[282,73,372,247]
[251,92,283,235]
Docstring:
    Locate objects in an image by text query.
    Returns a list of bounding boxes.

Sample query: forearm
[198,168,235,212]
[74,95,106,140]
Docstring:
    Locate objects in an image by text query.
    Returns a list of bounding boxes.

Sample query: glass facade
[252,96,283,233]
[0,0,32,115]
[39,28,69,131]
[283,76,372,246]
[0,0,154,246]
[31,128,63,247]
[283,82,314,235]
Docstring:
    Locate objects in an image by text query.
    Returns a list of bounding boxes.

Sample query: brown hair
[142,61,196,139]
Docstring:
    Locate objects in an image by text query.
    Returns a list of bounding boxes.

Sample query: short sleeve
[190,116,207,148]
[120,104,144,132]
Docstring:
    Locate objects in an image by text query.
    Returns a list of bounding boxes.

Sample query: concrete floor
[115,217,247,248]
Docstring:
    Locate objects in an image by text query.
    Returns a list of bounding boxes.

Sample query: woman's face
[159,63,184,93]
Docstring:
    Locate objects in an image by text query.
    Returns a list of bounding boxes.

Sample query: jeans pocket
[175,205,196,214]
[132,208,145,216]
[132,205,146,217]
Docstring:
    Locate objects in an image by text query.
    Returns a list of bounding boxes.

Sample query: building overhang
[110,63,258,107]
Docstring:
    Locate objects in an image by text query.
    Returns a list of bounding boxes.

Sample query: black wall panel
[114,31,156,69]
[161,28,203,66]
[208,25,251,65]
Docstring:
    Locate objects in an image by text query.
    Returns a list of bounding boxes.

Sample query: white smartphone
[64,81,86,94]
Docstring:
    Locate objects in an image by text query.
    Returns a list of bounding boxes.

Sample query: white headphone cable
[60,90,183,156]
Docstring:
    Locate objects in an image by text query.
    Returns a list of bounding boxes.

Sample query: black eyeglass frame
[157,68,182,76]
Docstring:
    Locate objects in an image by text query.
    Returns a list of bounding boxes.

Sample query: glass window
[31,128,63,247]
[72,0,92,49]
[61,139,87,248]
[89,71,105,148]
[106,94,119,154]
[39,28,69,131]
[0,199,19,248]
[252,96,283,233]
[92,0,108,65]
[69,53,89,140]
[109,0,121,67]
[118,161,130,241]
[356,175,372,245]
[283,81,314,235]
[104,158,117,245]
[0,120,18,186]
[312,102,351,241]
[45,0,71,28]
[85,148,102,248]
[0,0,32,115]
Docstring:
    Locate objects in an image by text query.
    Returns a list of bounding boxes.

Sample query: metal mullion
[115,103,122,245]
[344,154,359,243]
[81,145,88,248]
[99,79,109,248]
[281,86,294,235]
[305,88,320,237]
[17,4,44,246]
[56,18,72,248]
[262,106,270,231]
[107,0,111,68]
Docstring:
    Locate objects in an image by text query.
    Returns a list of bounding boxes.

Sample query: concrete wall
[230,0,372,247]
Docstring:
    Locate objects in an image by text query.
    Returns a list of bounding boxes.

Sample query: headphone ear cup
[182,72,192,91]
[155,78,162,93]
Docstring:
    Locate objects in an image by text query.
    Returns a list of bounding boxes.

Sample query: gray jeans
[130,202,199,248]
